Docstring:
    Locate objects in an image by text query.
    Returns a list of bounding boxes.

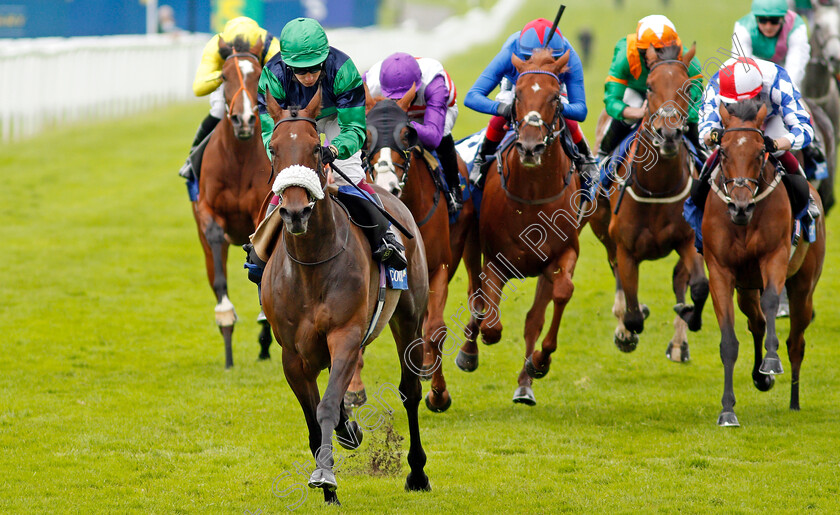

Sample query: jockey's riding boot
[437,134,463,214]
[470,136,501,187]
[690,149,720,213]
[179,114,220,178]
[596,118,634,185]
[574,139,598,200]
[802,143,828,180]
[807,195,821,220]
[374,227,408,271]
[686,122,708,162]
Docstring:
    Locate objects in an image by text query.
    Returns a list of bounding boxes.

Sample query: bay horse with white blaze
[352,91,480,413]
[260,88,431,503]
[588,44,709,362]
[193,37,273,368]
[704,101,825,427]
[457,49,582,406]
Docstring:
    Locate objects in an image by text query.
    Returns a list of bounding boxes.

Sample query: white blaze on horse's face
[238,60,256,124]
[373,147,401,196]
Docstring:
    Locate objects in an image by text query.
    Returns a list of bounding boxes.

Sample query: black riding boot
[179,114,221,178]
[686,121,708,162]
[436,134,463,214]
[573,138,599,200]
[336,191,407,270]
[470,135,501,187]
[596,117,634,162]
[690,149,720,213]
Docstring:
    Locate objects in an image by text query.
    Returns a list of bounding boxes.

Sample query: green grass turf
[2,0,839,512]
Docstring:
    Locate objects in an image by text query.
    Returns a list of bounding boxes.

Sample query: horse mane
[218,36,252,60]
[655,45,681,61]
[724,97,764,121]
[525,48,557,68]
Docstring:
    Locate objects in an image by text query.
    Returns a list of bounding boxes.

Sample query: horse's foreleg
[758,252,788,376]
[674,241,710,333]
[424,267,451,412]
[456,226,483,371]
[707,257,740,426]
[512,276,552,406]
[736,287,773,393]
[615,246,645,336]
[526,249,577,382]
[476,261,506,346]
[310,327,363,499]
[195,206,236,368]
[667,259,690,362]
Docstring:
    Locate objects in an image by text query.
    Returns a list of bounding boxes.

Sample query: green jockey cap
[751,0,788,17]
[280,18,330,68]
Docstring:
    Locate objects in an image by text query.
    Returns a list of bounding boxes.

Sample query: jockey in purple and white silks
[463,18,597,200]
[365,52,464,213]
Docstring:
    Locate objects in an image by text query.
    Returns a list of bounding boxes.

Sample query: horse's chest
[480,203,577,269]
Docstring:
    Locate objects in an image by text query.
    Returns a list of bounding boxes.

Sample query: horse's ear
[553,49,571,76]
[683,42,696,67]
[265,91,284,121]
[251,38,264,61]
[396,83,417,111]
[756,102,768,126]
[364,83,375,113]
[303,87,323,119]
[719,102,731,127]
[218,36,231,60]
[645,46,658,68]
[512,53,526,72]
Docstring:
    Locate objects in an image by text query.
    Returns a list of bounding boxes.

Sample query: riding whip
[544,4,567,49]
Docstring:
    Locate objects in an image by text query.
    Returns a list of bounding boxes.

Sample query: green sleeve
[330,59,367,159]
[687,55,704,123]
[258,69,286,158]
[604,39,631,121]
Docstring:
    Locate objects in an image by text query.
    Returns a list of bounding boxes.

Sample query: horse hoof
[665,341,690,363]
[614,332,639,353]
[308,468,337,491]
[405,472,431,492]
[512,386,536,406]
[336,420,363,450]
[481,334,501,346]
[343,389,367,409]
[759,356,784,375]
[753,372,775,392]
[641,304,650,319]
[524,355,549,379]
[717,411,740,427]
[455,350,478,372]
[424,391,452,413]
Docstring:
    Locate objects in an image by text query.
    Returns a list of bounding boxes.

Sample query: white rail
[0,34,209,142]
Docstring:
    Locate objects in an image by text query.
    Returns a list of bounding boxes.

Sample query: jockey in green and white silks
[256,17,407,271]
[732,0,811,88]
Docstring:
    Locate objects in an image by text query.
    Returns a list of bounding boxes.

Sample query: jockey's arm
[257,68,287,158]
[698,78,722,145]
[262,33,281,63]
[784,25,810,88]
[193,35,225,96]
[775,66,814,151]
[560,48,587,122]
[731,22,753,59]
[604,39,634,122]
[464,38,516,115]
[330,60,368,159]
[687,56,705,123]
[411,75,448,149]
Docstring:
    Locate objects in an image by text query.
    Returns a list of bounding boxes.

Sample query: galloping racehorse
[193,37,273,368]
[589,45,709,362]
[704,102,825,427]
[801,0,840,213]
[260,89,431,503]
[456,49,582,406]
[356,92,480,412]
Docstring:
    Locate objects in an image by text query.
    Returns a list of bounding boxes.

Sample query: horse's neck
[401,154,437,213]
[506,142,570,195]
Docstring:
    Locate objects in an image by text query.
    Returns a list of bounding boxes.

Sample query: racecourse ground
[2,0,839,512]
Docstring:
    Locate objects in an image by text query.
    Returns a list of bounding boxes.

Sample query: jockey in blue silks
[464,18,597,205]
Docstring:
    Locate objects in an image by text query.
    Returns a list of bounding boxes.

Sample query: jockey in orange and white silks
[178,17,280,184]
[732,0,810,88]
[364,52,464,213]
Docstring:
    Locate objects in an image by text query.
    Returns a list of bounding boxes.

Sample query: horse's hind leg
[344,348,367,409]
[667,260,690,362]
[390,304,431,492]
[736,287,773,392]
[280,350,340,505]
[195,207,236,368]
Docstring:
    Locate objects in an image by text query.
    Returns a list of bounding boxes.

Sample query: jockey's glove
[763,136,778,152]
[709,128,724,146]
[321,144,338,164]
[496,102,513,120]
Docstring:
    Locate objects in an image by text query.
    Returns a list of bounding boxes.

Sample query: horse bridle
[644,59,691,143]
[712,127,780,205]
[224,52,260,120]
[270,112,329,188]
[511,70,564,147]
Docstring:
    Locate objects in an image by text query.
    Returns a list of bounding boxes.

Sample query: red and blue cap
[518,18,565,58]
